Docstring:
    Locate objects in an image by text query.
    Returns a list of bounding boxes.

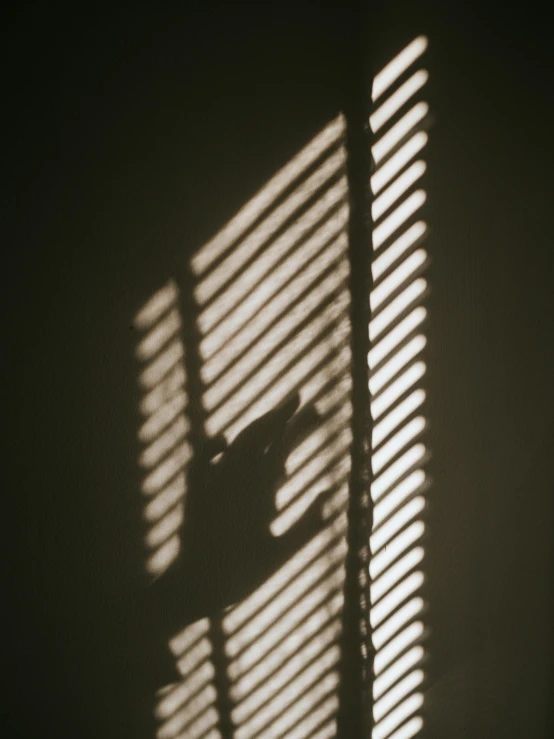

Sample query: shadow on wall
[132,36,431,739]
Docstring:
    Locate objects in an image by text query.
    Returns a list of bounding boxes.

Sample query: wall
[5,3,553,737]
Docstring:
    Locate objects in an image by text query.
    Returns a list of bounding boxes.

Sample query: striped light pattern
[194,114,352,739]
[133,34,430,739]
[369,35,429,739]
[134,281,192,577]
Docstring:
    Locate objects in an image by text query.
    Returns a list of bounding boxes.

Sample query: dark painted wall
[5,3,553,737]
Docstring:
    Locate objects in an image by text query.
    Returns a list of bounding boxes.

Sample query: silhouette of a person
[141,392,326,688]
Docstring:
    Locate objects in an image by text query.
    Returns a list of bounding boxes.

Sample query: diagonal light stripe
[373,669,424,723]
[371,133,428,195]
[371,250,427,312]
[224,513,346,636]
[371,547,424,604]
[200,227,348,387]
[300,715,337,739]
[372,104,429,165]
[144,473,186,523]
[373,221,427,279]
[227,538,346,658]
[156,683,217,739]
[371,498,425,555]
[194,161,347,308]
[371,445,426,502]
[232,619,341,725]
[371,71,429,133]
[242,673,339,739]
[374,621,424,677]
[369,308,426,371]
[285,399,352,477]
[198,179,348,346]
[276,426,351,509]
[372,36,428,101]
[169,618,211,657]
[139,338,185,390]
[156,660,216,720]
[146,504,184,549]
[373,472,426,529]
[135,281,179,330]
[386,716,424,739]
[136,309,182,361]
[203,268,349,411]
[372,597,424,652]
[175,638,213,678]
[208,328,351,439]
[234,646,340,739]
[286,694,339,739]
[372,161,427,222]
[172,705,218,739]
[189,726,221,739]
[191,116,345,276]
[370,571,424,629]
[373,191,426,250]
[273,476,348,536]
[370,279,427,342]
[146,535,180,575]
[140,365,186,417]
[142,443,192,495]
[372,390,425,448]
[139,416,188,469]
[228,566,345,681]
[372,417,425,474]
[373,646,424,701]
[373,693,423,739]
[371,363,426,421]
[138,390,188,444]
[230,592,343,701]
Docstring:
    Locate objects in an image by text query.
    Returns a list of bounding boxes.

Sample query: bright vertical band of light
[134,280,191,576]
[370,36,429,739]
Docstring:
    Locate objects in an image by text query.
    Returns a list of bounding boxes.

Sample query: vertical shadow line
[178,263,236,738]
[336,7,375,738]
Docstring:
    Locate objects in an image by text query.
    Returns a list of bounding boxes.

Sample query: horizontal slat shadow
[198,196,348,365]
[192,120,346,279]
[232,613,342,719]
[228,549,346,666]
[305,717,338,739]
[371,132,428,196]
[369,308,428,375]
[370,279,430,346]
[228,571,345,685]
[269,682,339,739]
[156,660,216,721]
[372,37,428,103]
[204,275,350,418]
[372,103,431,169]
[371,248,430,317]
[200,210,348,385]
[196,167,347,318]
[230,590,344,706]
[207,322,351,440]
[243,662,340,739]
[373,693,423,739]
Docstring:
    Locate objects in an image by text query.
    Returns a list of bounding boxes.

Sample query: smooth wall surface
[5,3,553,737]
